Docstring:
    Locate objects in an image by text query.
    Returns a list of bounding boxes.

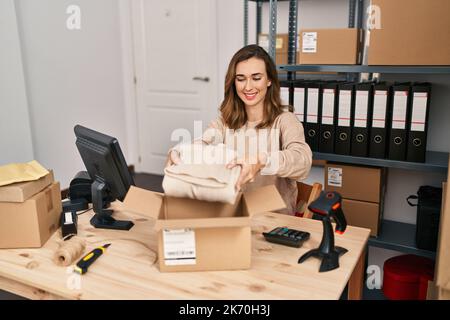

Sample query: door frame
[118,0,219,172]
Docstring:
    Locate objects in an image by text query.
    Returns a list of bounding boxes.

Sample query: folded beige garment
[163,164,241,204]
[0,160,49,187]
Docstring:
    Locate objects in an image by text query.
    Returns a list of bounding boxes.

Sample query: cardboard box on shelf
[0,182,62,248]
[368,0,450,65]
[298,28,362,65]
[342,198,382,237]
[0,170,54,203]
[123,184,286,272]
[325,163,386,203]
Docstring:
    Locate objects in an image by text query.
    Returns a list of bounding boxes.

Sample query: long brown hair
[219,45,285,130]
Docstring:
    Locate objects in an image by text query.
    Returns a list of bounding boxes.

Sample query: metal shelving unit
[278,64,450,74]
[313,151,449,173]
[244,0,450,261]
[369,220,436,259]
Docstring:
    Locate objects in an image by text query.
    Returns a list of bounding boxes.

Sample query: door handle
[192,76,210,82]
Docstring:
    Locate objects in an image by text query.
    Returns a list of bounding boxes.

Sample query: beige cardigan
[196,111,313,214]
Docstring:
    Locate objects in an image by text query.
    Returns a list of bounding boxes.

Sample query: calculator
[262,227,310,248]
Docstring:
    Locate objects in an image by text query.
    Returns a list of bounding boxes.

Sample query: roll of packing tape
[53,236,86,267]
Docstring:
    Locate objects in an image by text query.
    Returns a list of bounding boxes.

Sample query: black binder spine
[319,82,338,153]
[406,82,431,163]
[369,83,392,159]
[304,82,322,152]
[388,83,411,161]
[351,83,373,157]
[335,83,354,155]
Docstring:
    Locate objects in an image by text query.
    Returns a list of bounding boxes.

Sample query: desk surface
[0,204,370,300]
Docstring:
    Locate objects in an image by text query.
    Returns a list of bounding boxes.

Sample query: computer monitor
[74,125,134,230]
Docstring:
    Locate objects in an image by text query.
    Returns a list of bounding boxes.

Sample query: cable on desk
[77,207,92,216]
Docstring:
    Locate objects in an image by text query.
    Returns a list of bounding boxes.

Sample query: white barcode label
[392,91,408,129]
[307,88,319,123]
[64,212,73,225]
[163,228,196,266]
[411,92,428,132]
[338,90,351,127]
[322,89,335,125]
[328,167,342,187]
[372,90,387,128]
[302,32,317,53]
[280,87,289,105]
[354,90,369,128]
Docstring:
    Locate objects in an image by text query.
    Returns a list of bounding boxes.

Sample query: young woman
[166,45,312,214]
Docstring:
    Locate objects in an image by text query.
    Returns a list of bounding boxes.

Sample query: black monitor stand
[91,179,134,230]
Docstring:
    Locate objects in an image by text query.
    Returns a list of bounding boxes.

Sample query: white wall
[14,0,128,188]
[0,0,34,164]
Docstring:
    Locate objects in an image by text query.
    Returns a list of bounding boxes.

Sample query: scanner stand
[90,179,134,230]
[298,215,347,272]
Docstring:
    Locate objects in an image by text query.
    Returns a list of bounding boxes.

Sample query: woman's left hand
[226,153,267,192]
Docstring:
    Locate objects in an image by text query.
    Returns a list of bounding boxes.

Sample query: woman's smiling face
[234,57,272,108]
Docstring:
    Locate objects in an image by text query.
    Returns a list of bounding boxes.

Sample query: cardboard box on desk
[123,184,286,272]
[0,170,54,202]
[0,182,62,248]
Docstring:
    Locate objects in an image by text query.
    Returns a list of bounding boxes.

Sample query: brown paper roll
[53,236,86,266]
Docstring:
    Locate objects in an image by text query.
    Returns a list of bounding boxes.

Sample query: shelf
[278,64,450,74]
[313,151,449,173]
[248,0,289,2]
[368,220,436,259]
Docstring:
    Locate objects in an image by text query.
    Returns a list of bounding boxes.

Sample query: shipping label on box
[163,228,196,266]
[327,167,343,187]
[302,32,317,53]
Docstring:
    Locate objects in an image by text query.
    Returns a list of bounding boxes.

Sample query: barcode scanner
[298,191,348,272]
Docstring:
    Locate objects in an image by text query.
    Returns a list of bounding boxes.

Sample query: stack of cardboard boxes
[0,170,62,248]
[324,163,386,237]
[259,0,450,67]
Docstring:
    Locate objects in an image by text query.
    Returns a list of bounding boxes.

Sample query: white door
[131,0,218,174]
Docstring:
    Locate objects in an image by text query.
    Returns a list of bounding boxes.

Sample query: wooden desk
[0,206,370,300]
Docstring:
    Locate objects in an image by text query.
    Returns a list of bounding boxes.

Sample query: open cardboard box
[123,184,286,272]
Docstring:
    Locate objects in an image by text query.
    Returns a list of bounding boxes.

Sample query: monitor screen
[74,125,134,230]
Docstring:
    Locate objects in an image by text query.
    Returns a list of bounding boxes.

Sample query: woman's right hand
[165,149,182,168]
